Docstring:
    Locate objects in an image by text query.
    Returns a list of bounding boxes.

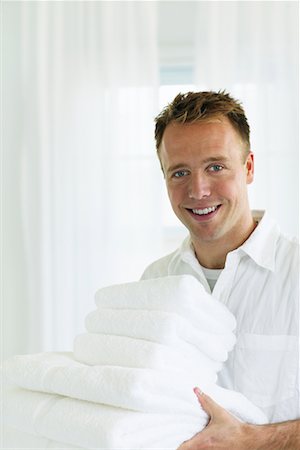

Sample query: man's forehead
[162,116,234,143]
[161,115,243,151]
[159,115,247,168]
[165,115,227,130]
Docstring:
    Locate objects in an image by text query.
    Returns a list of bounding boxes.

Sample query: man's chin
[184,224,221,243]
[176,212,224,243]
[191,232,222,244]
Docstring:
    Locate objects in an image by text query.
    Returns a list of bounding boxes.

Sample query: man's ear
[245,152,254,184]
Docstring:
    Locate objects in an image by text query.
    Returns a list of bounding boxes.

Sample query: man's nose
[188,173,211,199]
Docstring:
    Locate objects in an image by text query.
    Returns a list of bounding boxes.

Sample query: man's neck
[191,219,258,269]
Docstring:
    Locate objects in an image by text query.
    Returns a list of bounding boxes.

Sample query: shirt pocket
[233,333,298,409]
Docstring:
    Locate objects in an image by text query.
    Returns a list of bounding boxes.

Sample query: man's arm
[178,388,300,450]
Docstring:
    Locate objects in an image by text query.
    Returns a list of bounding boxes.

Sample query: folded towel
[3,352,268,425]
[85,308,236,362]
[4,426,190,450]
[4,387,204,450]
[73,333,222,378]
[3,425,82,450]
[94,275,236,334]
[2,352,201,415]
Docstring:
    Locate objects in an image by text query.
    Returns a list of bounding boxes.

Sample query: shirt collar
[171,210,280,273]
[179,236,199,268]
[168,235,204,277]
[238,210,280,272]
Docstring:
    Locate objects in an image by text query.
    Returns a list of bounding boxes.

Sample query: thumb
[193,387,223,419]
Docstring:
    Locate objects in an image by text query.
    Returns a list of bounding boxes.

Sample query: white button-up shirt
[141,211,299,423]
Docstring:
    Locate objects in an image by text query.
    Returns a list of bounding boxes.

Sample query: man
[141,91,299,449]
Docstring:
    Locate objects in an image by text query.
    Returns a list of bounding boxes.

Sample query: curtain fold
[3,1,160,356]
[3,1,298,359]
[194,1,299,237]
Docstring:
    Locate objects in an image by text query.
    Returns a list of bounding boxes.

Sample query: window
[158,69,195,251]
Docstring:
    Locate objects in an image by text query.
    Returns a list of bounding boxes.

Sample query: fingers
[194,386,204,401]
[194,386,210,408]
[193,386,222,418]
[194,387,211,417]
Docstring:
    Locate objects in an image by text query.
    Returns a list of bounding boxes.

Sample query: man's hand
[177,387,300,450]
[178,387,252,450]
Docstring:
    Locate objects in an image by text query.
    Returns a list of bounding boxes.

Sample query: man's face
[159,117,254,247]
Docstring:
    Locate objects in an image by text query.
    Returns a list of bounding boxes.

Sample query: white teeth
[192,206,218,215]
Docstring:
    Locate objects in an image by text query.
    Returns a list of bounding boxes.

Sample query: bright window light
[158,84,195,230]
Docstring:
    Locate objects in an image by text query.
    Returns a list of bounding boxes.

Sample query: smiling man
[160,115,255,269]
[141,91,299,449]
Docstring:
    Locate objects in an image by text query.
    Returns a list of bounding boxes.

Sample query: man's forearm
[246,419,300,450]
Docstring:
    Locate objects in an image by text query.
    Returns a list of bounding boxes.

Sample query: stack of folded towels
[3,274,267,449]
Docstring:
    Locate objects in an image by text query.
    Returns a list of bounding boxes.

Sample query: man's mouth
[186,204,221,220]
[192,205,219,216]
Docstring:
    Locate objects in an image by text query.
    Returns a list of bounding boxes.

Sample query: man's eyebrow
[202,156,230,163]
[166,163,188,174]
[166,156,229,174]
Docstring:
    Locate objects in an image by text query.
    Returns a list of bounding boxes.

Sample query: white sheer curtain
[4,1,298,360]
[3,1,161,357]
[194,1,299,237]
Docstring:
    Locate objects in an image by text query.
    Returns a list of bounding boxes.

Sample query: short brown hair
[155,90,250,158]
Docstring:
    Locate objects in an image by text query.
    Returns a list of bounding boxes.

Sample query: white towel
[3,352,268,424]
[4,386,204,450]
[2,352,200,415]
[3,425,82,450]
[2,274,268,450]
[73,333,221,378]
[85,308,236,362]
[94,275,236,334]
[4,427,186,450]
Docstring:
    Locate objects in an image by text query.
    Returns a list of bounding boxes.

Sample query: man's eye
[209,164,223,172]
[173,170,188,178]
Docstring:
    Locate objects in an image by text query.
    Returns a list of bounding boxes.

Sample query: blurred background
[2,1,299,358]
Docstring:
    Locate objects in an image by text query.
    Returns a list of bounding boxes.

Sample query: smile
[192,206,219,215]
[185,204,221,221]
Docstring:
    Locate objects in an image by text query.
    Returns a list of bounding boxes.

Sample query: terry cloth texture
[3,275,268,449]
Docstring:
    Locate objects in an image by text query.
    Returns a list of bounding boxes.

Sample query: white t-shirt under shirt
[141,211,299,423]
[200,265,222,292]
